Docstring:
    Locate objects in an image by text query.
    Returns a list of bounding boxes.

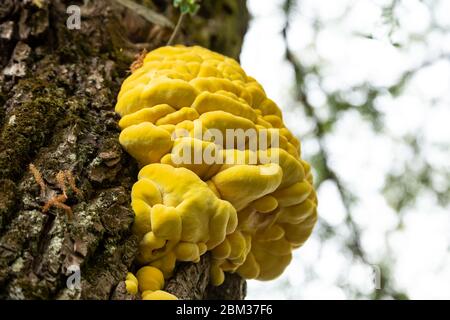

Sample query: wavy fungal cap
[116,45,318,299]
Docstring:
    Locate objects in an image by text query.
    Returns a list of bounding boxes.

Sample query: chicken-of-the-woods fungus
[115,45,318,299]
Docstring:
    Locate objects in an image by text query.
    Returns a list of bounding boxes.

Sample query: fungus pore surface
[115,45,318,299]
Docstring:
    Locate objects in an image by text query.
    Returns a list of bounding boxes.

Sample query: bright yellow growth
[116,45,318,299]
[125,272,138,295]
[142,290,178,300]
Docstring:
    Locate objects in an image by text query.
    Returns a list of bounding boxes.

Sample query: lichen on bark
[0,0,248,300]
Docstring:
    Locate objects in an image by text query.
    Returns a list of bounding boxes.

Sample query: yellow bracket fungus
[115,45,318,299]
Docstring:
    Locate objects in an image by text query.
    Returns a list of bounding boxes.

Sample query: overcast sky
[240,0,450,299]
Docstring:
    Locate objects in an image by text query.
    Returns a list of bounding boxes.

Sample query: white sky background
[240,0,450,299]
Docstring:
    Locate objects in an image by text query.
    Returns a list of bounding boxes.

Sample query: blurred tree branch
[282,0,450,299]
[281,0,449,300]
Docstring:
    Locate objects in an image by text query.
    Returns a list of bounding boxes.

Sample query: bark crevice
[0,0,249,300]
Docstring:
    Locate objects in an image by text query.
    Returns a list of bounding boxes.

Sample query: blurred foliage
[281,0,450,299]
[173,0,200,15]
[383,135,450,212]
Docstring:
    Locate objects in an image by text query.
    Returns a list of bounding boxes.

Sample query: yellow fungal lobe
[142,290,178,300]
[116,45,318,298]
[125,272,138,295]
[136,266,165,292]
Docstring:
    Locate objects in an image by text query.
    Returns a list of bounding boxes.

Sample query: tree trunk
[0,0,248,300]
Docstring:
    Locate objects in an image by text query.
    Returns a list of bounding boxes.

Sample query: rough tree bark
[0,0,248,300]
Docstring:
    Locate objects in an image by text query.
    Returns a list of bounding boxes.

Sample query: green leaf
[173,0,200,15]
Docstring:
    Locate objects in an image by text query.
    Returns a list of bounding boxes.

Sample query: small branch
[167,12,186,46]
[113,0,175,29]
